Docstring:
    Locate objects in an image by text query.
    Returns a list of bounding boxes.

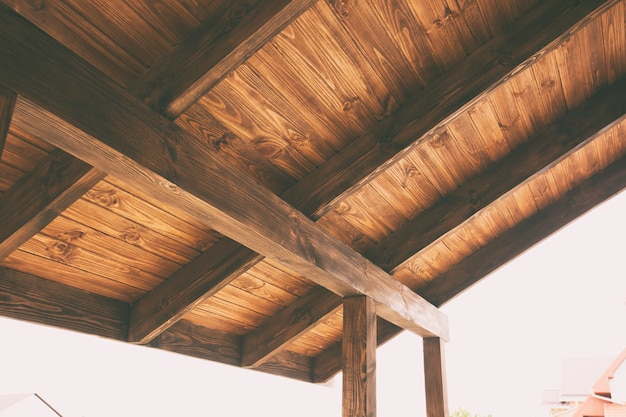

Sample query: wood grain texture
[0,148,105,261]
[342,296,377,417]
[367,79,626,271]
[1,6,448,339]
[0,267,128,340]
[130,0,318,118]
[0,84,16,156]
[241,286,342,367]
[423,337,449,417]
[149,319,313,382]
[281,0,620,220]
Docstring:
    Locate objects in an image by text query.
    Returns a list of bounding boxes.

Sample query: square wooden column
[342,296,377,417]
[423,337,449,417]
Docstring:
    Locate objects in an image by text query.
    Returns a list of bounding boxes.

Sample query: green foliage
[449,407,493,417]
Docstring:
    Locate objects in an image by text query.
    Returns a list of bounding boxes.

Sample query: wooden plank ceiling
[0,0,625,383]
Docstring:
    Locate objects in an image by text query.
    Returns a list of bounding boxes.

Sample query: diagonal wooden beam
[241,286,342,368]
[0,84,16,156]
[281,0,621,220]
[0,5,448,340]
[0,148,105,261]
[130,0,317,118]
[366,79,626,271]
[0,267,129,340]
[126,0,620,347]
[312,152,626,383]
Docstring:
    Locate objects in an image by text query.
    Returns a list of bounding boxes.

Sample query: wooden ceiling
[0,0,624,384]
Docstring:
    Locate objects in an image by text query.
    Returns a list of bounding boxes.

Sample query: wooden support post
[342,296,377,417]
[423,337,449,417]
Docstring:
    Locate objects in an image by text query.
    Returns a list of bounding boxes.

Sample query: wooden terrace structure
[0,0,625,415]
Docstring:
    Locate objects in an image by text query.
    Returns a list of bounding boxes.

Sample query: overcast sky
[1,190,625,417]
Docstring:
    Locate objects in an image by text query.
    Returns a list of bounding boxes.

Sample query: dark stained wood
[130,0,318,118]
[281,0,621,220]
[241,286,342,368]
[129,239,262,343]
[423,337,449,417]
[367,78,626,271]
[313,152,626,382]
[0,148,105,261]
[0,267,128,340]
[149,319,313,382]
[342,296,377,417]
[0,6,449,339]
[0,84,16,155]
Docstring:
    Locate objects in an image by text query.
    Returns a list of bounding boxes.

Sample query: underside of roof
[0,0,624,384]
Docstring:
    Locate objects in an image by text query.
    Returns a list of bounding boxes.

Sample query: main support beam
[312,153,626,382]
[423,338,449,417]
[0,149,105,261]
[0,84,16,155]
[0,5,448,340]
[130,0,317,118]
[343,296,377,417]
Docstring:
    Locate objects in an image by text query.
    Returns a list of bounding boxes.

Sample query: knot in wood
[497,51,514,66]
[48,240,76,264]
[88,188,118,207]
[229,5,249,23]
[121,228,141,243]
[541,79,556,91]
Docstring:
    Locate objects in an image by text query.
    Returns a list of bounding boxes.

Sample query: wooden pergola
[0,0,624,415]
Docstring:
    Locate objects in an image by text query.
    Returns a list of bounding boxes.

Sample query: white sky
[1,190,624,417]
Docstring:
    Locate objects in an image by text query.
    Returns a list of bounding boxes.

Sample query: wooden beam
[0,148,105,261]
[130,0,317,118]
[129,239,262,343]
[149,319,313,382]
[342,296,377,417]
[0,267,129,340]
[313,153,626,382]
[366,79,626,271]
[128,0,619,346]
[280,0,621,220]
[423,337,448,417]
[0,84,16,156]
[0,5,448,340]
[241,286,342,368]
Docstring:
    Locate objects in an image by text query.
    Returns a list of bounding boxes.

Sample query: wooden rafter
[0,84,16,156]
[0,149,105,261]
[129,0,317,118]
[0,5,449,340]
[126,0,618,347]
[313,152,626,382]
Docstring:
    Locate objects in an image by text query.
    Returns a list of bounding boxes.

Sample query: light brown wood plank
[0,149,105,261]
[2,14,449,342]
[424,337,449,417]
[601,2,626,83]
[342,296,377,417]
[1,131,49,172]
[130,0,318,118]
[0,267,129,340]
[0,84,16,156]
